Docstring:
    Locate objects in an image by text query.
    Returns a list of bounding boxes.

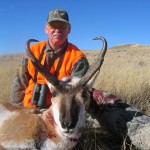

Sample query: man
[10,9,150,149]
[10,9,89,108]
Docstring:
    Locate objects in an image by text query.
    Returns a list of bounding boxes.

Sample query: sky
[0,0,150,54]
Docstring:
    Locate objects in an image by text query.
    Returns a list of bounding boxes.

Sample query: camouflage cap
[47,9,70,24]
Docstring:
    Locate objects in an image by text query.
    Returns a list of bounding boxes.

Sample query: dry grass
[85,44,150,115]
[0,44,150,149]
[0,53,25,101]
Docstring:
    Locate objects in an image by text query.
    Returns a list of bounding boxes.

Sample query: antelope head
[26,37,107,143]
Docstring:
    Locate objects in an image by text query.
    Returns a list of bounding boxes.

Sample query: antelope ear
[69,76,81,86]
[86,70,100,90]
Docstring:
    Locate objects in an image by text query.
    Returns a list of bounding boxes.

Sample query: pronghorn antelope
[0,36,107,150]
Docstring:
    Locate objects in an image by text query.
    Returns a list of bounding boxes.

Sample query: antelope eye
[82,90,88,98]
[52,91,57,97]
[72,96,75,101]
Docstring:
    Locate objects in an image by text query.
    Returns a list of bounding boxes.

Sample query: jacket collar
[44,40,68,55]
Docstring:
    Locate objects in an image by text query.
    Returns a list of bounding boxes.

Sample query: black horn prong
[93,36,107,58]
[26,39,60,88]
[74,36,107,90]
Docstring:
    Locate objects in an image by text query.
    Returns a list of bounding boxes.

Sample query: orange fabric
[23,41,86,108]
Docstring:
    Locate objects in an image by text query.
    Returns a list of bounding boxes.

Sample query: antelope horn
[26,39,61,88]
[75,36,107,89]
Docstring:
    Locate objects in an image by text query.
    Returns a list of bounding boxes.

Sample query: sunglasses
[48,21,69,30]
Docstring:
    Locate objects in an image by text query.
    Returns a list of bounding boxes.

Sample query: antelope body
[0,37,107,150]
[0,83,89,150]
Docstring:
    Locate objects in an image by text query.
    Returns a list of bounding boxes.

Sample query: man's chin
[53,39,65,45]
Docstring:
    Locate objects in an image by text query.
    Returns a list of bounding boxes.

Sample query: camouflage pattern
[47,9,70,24]
[10,56,31,105]
[71,58,89,78]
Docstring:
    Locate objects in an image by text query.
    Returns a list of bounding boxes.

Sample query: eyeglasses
[48,21,69,30]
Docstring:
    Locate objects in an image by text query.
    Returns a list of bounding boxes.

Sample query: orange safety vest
[23,40,86,108]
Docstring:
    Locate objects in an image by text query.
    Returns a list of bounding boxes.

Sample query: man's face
[45,21,70,47]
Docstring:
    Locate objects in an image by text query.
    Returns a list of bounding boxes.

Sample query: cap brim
[48,18,70,25]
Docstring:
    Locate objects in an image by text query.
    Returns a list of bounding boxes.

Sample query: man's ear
[45,24,49,34]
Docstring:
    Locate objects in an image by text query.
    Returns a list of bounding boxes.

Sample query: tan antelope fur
[0,36,107,150]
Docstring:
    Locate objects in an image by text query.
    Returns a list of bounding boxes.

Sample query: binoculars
[31,83,48,108]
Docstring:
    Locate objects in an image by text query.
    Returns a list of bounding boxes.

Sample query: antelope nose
[62,121,72,130]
